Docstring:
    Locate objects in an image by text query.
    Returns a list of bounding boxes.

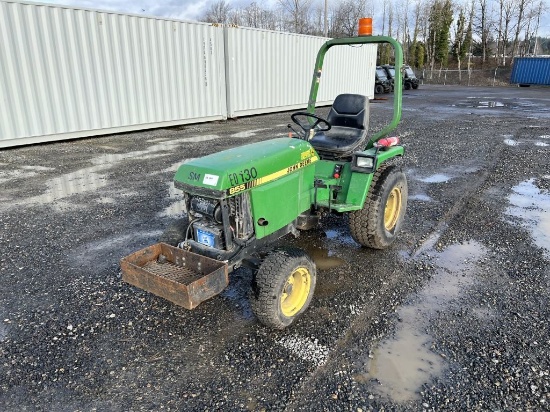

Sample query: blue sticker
[197,229,215,247]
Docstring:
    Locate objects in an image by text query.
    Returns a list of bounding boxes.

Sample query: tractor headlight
[352,153,377,173]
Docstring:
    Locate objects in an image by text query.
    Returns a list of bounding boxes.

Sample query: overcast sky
[36,0,270,22]
[30,0,550,36]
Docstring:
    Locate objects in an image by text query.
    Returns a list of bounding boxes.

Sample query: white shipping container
[224,25,376,118]
[0,0,227,148]
[1,1,378,148]
[317,42,377,103]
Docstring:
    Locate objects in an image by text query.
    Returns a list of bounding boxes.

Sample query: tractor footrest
[120,243,228,309]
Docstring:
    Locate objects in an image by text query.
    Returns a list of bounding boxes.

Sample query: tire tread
[349,163,407,249]
[250,248,315,329]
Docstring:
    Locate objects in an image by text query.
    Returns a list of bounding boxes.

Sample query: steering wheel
[290,112,331,140]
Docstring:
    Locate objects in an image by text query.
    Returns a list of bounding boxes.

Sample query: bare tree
[395,0,411,62]
[202,0,231,24]
[378,0,394,64]
[511,0,532,57]
[452,1,474,78]
[278,0,313,34]
[498,0,517,64]
[330,0,366,38]
[521,0,547,55]
[529,0,546,54]
[474,0,495,64]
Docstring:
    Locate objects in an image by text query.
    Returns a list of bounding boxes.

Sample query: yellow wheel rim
[384,187,402,231]
[280,267,311,317]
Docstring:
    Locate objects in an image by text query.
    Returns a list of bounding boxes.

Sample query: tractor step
[120,243,228,309]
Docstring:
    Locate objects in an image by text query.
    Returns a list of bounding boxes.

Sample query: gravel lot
[1,85,549,411]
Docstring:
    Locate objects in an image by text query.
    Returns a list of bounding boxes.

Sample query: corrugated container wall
[225,26,376,117]
[0,1,227,147]
[510,57,550,85]
[1,1,379,148]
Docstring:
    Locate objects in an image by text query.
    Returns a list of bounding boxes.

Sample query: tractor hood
[174,138,318,197]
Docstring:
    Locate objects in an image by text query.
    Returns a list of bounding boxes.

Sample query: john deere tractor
[121,30,407,329]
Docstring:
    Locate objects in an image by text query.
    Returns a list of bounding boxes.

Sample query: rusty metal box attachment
[120,243,228,309]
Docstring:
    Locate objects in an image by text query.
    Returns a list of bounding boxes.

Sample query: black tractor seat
[310,93,370,159]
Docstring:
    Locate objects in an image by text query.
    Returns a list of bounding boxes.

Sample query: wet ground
[1,85,549,411]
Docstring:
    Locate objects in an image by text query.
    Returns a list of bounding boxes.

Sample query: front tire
[375,84,384,94]
[250,248,316,329]
[349,165,407,249]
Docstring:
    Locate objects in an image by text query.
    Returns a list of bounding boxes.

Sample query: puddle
[365,319,443,402]
[159,182,186,217]
[163,159,197,174]
[0,167,47,184]
[476,101,505,108]
[96,197,116,204]
[462,98,515,109]
[535,142,549,147]
[409,193,432,202]
[4,137,219,211]
[412,227,446,258]
[307,246,346,271]
[362,241,486,402]
[417,173,451,183]
[325,229,358,246]
[26,166,109,205]
[506,179,550,257]
[504,138,520,146]
[231,128,270,138]
[220,271,254,321]
[452,99,550,115]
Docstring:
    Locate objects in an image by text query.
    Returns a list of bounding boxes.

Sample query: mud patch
[361,241,486,402]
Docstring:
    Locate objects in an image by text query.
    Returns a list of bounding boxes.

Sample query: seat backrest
[327,94,369,130]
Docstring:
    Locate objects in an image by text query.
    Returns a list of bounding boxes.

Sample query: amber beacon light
[358,18,373,36]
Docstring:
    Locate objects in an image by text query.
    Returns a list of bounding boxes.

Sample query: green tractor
[121,32,407,329]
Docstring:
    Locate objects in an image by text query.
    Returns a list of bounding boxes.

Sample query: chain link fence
[414,67,513,87]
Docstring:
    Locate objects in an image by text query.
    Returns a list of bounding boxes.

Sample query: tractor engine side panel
[250,164,315,239]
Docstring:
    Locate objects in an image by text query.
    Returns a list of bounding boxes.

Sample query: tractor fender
[344,146,404,209]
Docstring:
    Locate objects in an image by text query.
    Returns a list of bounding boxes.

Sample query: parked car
[403,65,420,89]
[380,64,396,91]
[381,64,420,90]
[374,66,392,94]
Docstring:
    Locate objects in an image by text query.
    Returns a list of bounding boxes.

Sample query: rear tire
[349,165,407,249]
[250,248,316,329]
[412,83,419,89]
[159,216,190,246]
